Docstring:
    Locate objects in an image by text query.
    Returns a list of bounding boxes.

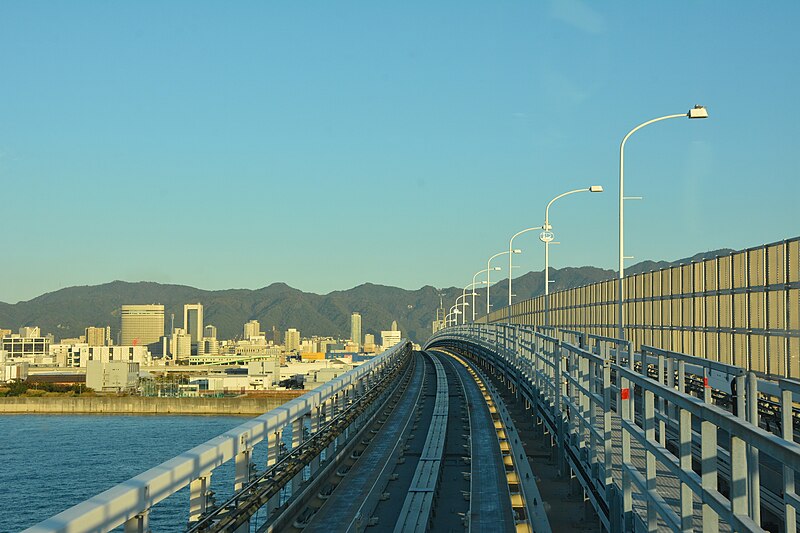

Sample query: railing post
[234,433,252,492]
[124,510,150,533]
[189,473,212,523]
[621,370,633,530]
[268,430,281,467]
[731,434,749,520]
[701,416,719,533]
[602,358,612,507]
[679,408,693,532]
[555,339,566,477]
[782,388,797,533]
[657,353,666,446]
[310,405,322,475]
[644,389,657,532]
[743,371,761,524]
[627,343,636,429]
[292,415,307,494]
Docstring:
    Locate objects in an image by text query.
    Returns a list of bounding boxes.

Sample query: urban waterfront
[0,414,258,532]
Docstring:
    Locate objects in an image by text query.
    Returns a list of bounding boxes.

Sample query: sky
[1,1,799,303]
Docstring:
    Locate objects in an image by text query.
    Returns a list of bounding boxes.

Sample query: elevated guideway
[427,324,800,533]
[293,350,537,532]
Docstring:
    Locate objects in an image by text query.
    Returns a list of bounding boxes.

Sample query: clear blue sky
[1,1,798,303]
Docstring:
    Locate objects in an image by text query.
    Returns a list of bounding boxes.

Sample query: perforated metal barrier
[484,237,800,379]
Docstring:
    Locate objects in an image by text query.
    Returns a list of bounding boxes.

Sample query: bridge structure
[24,238,800,533]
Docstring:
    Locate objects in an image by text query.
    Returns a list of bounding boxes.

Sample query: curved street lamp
[541,186,603,324]
[508,228,542,307]
[454,293,476,325]
[467,277,490,322]
[447,306,462,327]
[486,253,513,318]
[618,105,708,339]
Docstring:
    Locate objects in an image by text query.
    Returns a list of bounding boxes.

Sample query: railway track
[275,350,529,532]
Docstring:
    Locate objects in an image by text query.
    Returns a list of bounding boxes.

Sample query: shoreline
[0,395,300,415]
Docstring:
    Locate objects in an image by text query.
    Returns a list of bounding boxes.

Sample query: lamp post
[467,277,490,322]
[508,227,542,307]
[618,105,708,339]
[486,253,512,317]
[541,186,604,325]
[447,306,461,327]
[460,282,485,325]
[455,293,476,325]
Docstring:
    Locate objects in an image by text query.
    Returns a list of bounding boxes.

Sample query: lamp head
[688,105,708,119]
[589,185,604,193]
[512,249,522,254]
[492,266,502,271]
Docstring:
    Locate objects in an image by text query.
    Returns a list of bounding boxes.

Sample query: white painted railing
[25,341,410,533]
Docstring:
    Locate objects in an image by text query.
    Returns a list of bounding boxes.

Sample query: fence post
[782,387,797,533]
[746,372,761,524]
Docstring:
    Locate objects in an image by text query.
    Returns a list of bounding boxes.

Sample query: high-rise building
[120,305,164,348]
[284,328,300,351]
[183,303,203,352]
[269,326,282,344]
[85,327,106,347]
[244,320,261,340]
[363,334,376,353]
[350,312,362,348]
[204,325,217,340]
[171,328,192,361]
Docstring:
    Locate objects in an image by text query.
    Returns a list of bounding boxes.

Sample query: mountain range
[0,249,732,344]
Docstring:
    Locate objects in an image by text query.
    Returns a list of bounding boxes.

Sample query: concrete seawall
[0,396,293,415]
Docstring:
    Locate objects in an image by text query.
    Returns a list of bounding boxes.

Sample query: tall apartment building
[183,303,203,353]
[363,334,376,353]
[171,328,192,361]
[284,328,300,352]
[85,326,106,347]
[120,305,165,347]
[350,312,362,348]
[204,325,217,339]
[244,320,261,340]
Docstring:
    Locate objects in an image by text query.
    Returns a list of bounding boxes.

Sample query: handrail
[26,341,411,533]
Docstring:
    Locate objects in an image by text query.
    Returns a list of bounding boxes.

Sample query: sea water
[0,414,267,532]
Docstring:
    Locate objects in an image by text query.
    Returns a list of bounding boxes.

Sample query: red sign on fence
[621,388,630,400]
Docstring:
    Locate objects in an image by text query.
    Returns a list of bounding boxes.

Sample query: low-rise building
[247,360,281,389]
[2,328,55,365]
[2,361,29,383]
[380,330,402,351]
[65,345,152,368]
[86,360,140,392]
[303,364,353,389]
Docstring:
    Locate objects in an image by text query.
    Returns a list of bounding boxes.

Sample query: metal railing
[25,341,411,533]
[426,325,800,532]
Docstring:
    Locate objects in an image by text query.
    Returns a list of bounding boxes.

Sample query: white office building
[380,330,402,351]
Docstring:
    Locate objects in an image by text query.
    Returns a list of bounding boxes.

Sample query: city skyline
[1,2,799,304]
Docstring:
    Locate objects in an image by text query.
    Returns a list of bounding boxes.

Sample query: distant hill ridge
[0,249,732,343]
